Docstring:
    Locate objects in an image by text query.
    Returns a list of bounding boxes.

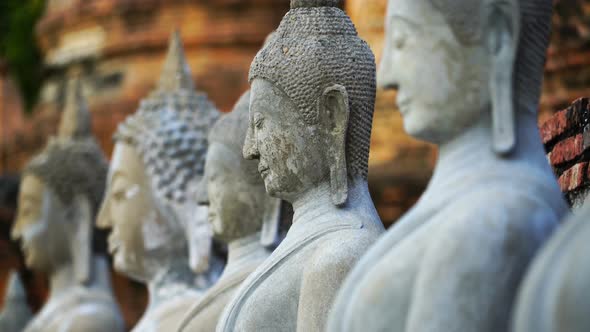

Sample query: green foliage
[0,0,45,113]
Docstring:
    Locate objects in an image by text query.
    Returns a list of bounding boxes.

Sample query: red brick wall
[542,97,590,208]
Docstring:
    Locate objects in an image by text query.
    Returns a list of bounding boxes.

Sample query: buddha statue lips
[327,0,568,331]
[216,1,384,331]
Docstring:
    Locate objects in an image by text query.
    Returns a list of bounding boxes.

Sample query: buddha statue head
[11,79,107,285]
[379,0,552,155]
[97,32,220,281]
[243,0,376,206]
[199,91,281,246]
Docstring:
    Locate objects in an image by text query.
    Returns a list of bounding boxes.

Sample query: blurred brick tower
[35,0,289,158]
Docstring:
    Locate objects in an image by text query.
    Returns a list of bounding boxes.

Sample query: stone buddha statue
[96,31,221,332]
[0,271,32,332]
[512,202,590,332]
[327,0,569,331]
[178,91,281,332]
[11,79,125,332]
[216,1,385,331]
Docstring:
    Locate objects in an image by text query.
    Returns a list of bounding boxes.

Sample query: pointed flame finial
[157,30,195,92]
[58,78,92,139]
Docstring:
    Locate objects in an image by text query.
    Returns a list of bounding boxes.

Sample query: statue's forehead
[109,142,146,184]
[387,0,448,27]
[20,175,45,201]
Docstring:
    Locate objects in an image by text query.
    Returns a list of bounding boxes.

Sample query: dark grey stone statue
[178,91,278,332]
[216,1,384,331]
[327,0,569,331]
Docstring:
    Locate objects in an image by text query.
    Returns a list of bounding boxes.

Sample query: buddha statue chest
[24,288,122,332]
[232,240,317,331]
[338,177,565,332]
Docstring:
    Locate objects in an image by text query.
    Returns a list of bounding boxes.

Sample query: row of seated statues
[2,0,588,331]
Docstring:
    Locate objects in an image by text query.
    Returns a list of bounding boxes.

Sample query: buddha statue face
[98,143,180,282]
[381,0,549,154]
[203,142,268,242]
[12,131,106,284]
[12,175,71,272]
[379,0,492,144]
[245,79,334,202]
[97,32,221,275]
[243,4,376,205]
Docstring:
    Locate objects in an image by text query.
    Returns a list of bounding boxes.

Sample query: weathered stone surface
[218,1,384,331]
[178,91,274,332]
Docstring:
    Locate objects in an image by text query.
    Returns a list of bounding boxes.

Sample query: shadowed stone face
[204,143,267,243]
[13,175,70,273]
[98,143,159,281]
[245,79,330,202]
[379,0,490,143]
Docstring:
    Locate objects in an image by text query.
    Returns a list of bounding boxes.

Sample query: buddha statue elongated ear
[485,0,520,156]
[260,197,282,246]
[72,195,93,285]
[319,85,350,206]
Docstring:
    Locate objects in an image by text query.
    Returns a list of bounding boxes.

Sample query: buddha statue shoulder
[0,271,32,332]
[327,0,568,331]
[179,90,282,332]
[512,201,590,332]
[216,1,385,331]
[11,79,125,332]
[96,32,221,332]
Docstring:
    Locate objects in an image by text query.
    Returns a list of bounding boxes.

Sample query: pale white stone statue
[96,32,221,332]
[0,271,32,332]
[178,91,281,332]
[216,1,385,331]
[327,0,569,331]
[512,201,590,332]
[11,79,125,332]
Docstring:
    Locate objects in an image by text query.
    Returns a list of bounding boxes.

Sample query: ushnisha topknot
[114,31,220,204]
[290,0,341,8]
[209,91,261,185]
[249,0,376,180]
[24,79,107,216]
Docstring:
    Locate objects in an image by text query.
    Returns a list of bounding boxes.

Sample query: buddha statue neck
[427,112,551,198]
[145,254,202,312]
[48,255,111,302]
[291,179,374,227]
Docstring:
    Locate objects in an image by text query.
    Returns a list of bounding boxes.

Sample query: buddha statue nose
[242,126,259,160]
